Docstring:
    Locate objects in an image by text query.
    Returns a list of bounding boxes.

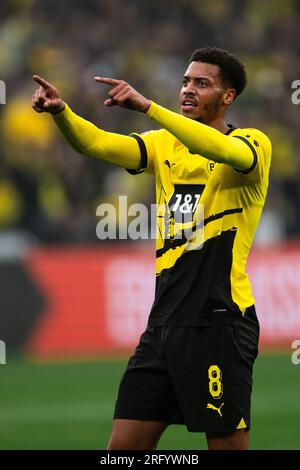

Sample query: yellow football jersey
[130,125,272,325]
[53,103,271,326]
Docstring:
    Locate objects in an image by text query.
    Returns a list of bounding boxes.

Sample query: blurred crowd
[0,0,300,245]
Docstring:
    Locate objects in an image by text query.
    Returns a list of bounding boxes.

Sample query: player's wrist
[145,100,156,118]
[51,102,66,115]
[141,99,151,114]
[52,102,71,122]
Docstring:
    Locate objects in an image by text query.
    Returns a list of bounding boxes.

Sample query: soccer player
[32,47,271,450]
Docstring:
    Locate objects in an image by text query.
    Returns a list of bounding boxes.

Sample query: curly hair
[189,47,247,98]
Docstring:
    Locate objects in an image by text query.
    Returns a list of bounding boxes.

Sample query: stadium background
[0,0,300,449]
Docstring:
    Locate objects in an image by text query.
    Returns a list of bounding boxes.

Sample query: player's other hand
[94,77,151,113]
[32,75,65,114]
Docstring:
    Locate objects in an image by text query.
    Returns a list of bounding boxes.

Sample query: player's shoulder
[231,126,272,156]
[232,126,271,144]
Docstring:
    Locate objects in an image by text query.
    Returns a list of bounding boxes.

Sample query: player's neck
[204,116,229,134]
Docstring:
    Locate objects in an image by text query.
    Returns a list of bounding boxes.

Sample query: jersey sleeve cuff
[145,101,158,118]
[52,102,71,122]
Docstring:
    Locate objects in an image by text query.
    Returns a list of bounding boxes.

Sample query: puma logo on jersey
[164,160,175,168]
[207,402,224,417]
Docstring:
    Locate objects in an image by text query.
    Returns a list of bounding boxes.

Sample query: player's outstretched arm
[31,75,143,170]
[95,76,255,171]
[144,102,255,171]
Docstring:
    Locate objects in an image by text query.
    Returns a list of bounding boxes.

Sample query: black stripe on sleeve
[233,135,258,174]
[126,133,148,175]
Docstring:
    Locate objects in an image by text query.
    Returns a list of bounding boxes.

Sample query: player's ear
[223,88,236,106]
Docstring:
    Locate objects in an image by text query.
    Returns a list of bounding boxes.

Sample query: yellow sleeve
[53,103,143,170]
[146,101,255,171]
[127,130,157,175]
[231,128,272,184]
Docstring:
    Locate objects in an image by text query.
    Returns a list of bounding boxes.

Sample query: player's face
[180,61,233,123]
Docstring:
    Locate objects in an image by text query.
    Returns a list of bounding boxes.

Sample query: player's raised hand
[32,75,65,114]
[94,77,151,113]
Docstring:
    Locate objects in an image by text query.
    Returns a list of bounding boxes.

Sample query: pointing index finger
[32,75,52,89]
[94,77,122,86]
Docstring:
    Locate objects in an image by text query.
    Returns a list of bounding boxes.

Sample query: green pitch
[0,353,299,449]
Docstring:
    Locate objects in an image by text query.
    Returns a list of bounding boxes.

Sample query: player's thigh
[163,317,258,434]
[206,429,249,450]
[107,419,168,450]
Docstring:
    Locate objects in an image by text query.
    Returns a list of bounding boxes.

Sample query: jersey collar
[225,124,237,135]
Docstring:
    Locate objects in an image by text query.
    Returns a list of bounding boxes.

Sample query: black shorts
[113,306,259,433]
